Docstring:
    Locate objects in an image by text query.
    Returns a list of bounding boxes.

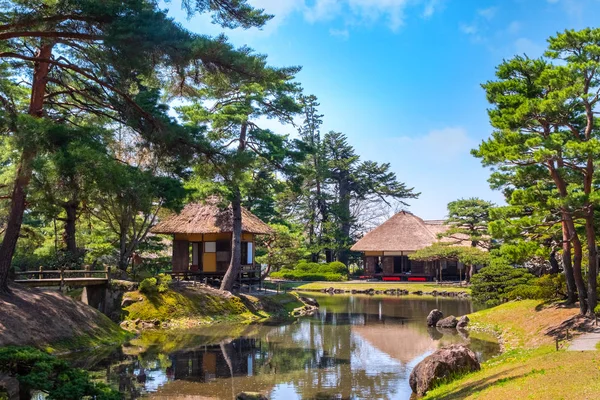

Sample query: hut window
[191,242,201,266]
[241,242,253,265]
[205,242,216,253]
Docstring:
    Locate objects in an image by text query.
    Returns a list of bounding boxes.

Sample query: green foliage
[270,261,348,281]
[139,273,172,295]
[443,198,494,247]
[156,273,172,293]
[139,277,158,295]
[0,346,119,400]
[471,259,536,306]
[410,243,490,266]
[255,224,308,272]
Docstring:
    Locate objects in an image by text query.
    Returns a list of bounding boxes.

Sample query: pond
[71,293,500,399]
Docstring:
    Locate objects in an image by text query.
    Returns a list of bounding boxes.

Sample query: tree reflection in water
[74,295,499,399]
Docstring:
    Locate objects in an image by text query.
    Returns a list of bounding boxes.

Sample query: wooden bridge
[14,267,111,289]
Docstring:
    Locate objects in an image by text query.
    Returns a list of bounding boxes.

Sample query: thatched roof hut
[351,211,465,252]
[151,198,273,235]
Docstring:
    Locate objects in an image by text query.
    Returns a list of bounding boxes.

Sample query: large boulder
[436,315,458,329]
[457,315,470,329]
[426,309,444,327]
[409,344,480,396]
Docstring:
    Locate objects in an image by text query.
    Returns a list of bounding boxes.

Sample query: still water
[72,293,499,399]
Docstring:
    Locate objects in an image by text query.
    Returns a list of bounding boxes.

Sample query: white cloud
[460,23,478,35]
[514,37,545,57]
[248,0,445,34]
[477,6,498,20]
[394,127,474,162]
[422,0,443,18]
[356,127,504,219]
[329,28,350,39]
[506,21,521,35]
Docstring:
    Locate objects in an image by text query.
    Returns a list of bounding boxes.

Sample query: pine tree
[0,0,272,293]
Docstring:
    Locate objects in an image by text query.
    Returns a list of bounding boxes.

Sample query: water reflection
[76,294,499,399]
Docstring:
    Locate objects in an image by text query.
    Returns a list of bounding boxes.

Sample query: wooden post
[555,336,559,351]
[59,269,65,292]
[566,329,569,340]
[85,265,91,278]
[39,266,43,280]
[107,267,112,283]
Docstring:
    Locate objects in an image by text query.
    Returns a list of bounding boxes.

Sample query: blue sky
[166,0,600,219]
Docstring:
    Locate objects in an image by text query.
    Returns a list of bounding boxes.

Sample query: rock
[426,309,444,327]
[299,296,319,308]
[413,290,423,295]
[236,392,268,400]
[121,296,140,308]
[457,315,470,328]
[436,316,458,329]
[409,344,480,396]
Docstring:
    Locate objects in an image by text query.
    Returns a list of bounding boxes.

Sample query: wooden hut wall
[365,257,377,274]
[173,239,190,272]
[382,257,394,275]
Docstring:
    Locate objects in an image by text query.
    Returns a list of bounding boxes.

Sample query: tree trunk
[221,122,248,292]
[118,229,129,271]
[549,250,559,274]
[62,200,79,257]
[561,220,576,304]
[0,43,54,294]
[567,216,587,315]
[585,212,597,316]
[337,173,351,267]
[221,189,243,291]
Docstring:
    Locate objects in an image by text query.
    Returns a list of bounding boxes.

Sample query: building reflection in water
[77,295,499,400]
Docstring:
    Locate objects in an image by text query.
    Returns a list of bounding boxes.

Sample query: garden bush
[0,346,119,400]
[471,258,536,306]
[139,277,158,294]
[270,261,348,281]
[139,274,172,294]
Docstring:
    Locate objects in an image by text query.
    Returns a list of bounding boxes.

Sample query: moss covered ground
[121,285,304,328]
[424,300,600,400]
[296,281,470,294]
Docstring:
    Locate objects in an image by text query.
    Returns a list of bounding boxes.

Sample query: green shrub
[156,273,172,293]
[506,284,543,300]
[326,261,348,274]
[0,346,119,400]
[471,258,536,306]
[270,269,345,282]
[139,277,158,294]
[535,274,567,300]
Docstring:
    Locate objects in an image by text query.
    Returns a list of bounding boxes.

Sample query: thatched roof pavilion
[351,211,465,252]
[351,211,470,281]
[151,198,271,280]
[151,199,273,235]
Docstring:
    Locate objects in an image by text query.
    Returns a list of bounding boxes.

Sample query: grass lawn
[296,281,470,294]
[424,300,600,400]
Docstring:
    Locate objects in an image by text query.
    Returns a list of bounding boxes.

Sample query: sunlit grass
[424,300,600,400]
[296,281,470,294]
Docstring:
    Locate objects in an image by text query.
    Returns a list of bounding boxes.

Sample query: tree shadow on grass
[425,367,528,400]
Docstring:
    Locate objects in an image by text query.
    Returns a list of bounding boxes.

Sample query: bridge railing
[14,266,111,282]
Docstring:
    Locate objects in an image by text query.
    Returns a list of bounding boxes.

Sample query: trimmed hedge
[270,261,348,281]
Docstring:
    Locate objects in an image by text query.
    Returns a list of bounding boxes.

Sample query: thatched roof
[151,199,273,235]
[350,211,468,252]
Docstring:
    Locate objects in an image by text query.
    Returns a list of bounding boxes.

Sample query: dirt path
[568,329,600,351]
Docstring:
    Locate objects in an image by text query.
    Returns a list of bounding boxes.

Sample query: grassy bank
[0,285,130,354]
[296,281,470,294]
[121,285,304,328]
[424,300,600,399]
